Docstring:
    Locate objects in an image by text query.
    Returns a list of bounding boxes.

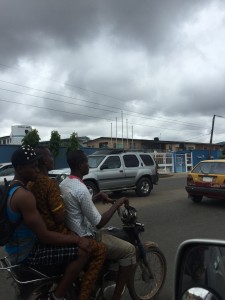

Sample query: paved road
[104,173,225,300]
[2,173,225,299]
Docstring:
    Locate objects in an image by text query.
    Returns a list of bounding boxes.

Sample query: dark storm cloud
[98,0,207,53]
[0,1,99,64]
[0,0,210,61]
[0,0,225,143]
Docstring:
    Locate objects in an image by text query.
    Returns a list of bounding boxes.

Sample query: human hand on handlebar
[115,197,129,208]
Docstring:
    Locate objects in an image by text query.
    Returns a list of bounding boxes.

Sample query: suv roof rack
[92,149,126,155]
[91,149,151,155]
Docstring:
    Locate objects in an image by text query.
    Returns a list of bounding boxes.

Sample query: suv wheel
[84,180,98,197]
[191,195,203,203]
[135,177,152,197]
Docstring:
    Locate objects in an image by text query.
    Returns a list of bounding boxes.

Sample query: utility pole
[208,114,225,159]
[208,115,215,159]
[111,122,112,148]
[116,117,117,149]
[126,119,128,149]
[121,111,124,148]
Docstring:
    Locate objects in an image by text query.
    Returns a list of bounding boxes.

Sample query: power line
[0,63,129,104]
[1,62,222,142]
[0,63,209,128]
[0,98,114,121]
[0,87,120,115]
[0,97,195,132]
[0,79,207,129]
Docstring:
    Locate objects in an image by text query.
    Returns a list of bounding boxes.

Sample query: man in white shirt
[60,150,136,300]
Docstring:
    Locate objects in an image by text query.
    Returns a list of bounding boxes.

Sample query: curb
[159,173,173,178]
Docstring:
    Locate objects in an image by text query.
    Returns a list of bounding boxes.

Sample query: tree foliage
[67,132,79,153]
[49,130,61,160]
[22,129,40,148]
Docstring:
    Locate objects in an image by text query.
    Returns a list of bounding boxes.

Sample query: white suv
[50,150,159,197]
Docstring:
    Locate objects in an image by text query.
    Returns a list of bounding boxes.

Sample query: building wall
[0,125,32,145]
[10,125,32,145]
[86,137,142,150]
[0,136,11,145]
[0,145,98,168]
[86,137,222,152]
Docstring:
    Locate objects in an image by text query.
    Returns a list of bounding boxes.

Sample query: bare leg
[54,248,88,298]
[112,265,132,300]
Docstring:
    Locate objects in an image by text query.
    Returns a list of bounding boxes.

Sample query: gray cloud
[0,0,225,144]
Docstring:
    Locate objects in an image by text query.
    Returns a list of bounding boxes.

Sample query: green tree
[21,129,40,148]
[49,130,61,162]
[67,132,79,153]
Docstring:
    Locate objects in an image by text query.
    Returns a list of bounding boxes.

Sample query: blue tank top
[4,186,36,264]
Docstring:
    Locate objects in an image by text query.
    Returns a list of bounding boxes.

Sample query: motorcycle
[0,205,167,300]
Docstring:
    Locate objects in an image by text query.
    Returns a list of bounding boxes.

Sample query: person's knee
[128,243,136,257]
[118,243,136,267]
[123,242,136,258]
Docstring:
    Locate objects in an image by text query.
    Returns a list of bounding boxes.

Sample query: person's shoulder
[60,177,79,187]
[13,185,35,207]
[61,178,87,193]
[71,178,87,190]
[17,185,34,196]
[29,174,50,191]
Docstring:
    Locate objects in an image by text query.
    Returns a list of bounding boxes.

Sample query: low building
[0,125,32,145]
[85,136,222,152]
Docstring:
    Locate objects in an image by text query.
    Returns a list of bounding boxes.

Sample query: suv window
[104,156,121,169]
[123,154,139,168]
[88,156,106,168]
[140,154,154,166]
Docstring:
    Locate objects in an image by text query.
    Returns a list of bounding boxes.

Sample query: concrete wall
[0,145,99,169]
[0,145,223,171]
[53,147,98,168]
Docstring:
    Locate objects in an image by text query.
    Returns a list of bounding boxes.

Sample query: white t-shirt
[59,176,101,237]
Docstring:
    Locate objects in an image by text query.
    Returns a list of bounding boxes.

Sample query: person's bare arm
[92,192,113,204]
[96,197,129,229]
[13,189,92,253]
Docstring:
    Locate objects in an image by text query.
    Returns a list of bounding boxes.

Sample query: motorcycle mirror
[174,239,225,300]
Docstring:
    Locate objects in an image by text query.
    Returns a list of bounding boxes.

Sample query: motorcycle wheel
[127,246,167,300]
[27,280,75,300]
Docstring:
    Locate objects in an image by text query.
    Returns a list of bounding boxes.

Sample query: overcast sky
[1,0,225,144]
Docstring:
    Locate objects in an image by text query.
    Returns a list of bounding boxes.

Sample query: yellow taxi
[185,159,225,203]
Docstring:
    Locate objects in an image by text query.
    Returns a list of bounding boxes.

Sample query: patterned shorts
[26,242,78,266]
